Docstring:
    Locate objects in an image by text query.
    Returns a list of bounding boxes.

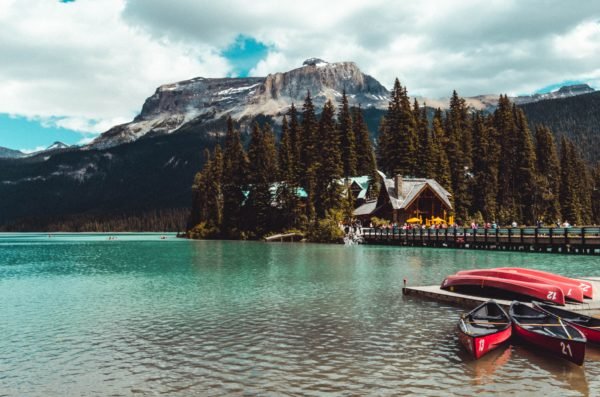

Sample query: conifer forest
[188,80,600,239]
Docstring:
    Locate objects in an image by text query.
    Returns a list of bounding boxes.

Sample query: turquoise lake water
[1,233,599,396]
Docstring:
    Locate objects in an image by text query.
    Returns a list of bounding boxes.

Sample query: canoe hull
[457,269,584,303]
[442,275,566,305]
[512,322,586,366]
[533,302,600,344]
[510,301,586,366]
[459,326,512,359]
[497,267,593,299]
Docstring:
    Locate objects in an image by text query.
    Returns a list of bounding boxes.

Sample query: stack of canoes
[458,299,595,365]
[441,267,593,305]
[453,268,597,365]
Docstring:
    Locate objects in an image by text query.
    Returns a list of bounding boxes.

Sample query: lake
[1,233,599,396]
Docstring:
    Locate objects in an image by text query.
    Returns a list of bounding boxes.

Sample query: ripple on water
[1,238,599,396]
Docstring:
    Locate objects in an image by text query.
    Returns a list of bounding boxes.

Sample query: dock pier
[403,278,600,315]
[363,227,600,255]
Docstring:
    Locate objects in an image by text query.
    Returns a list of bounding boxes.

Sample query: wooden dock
[265,232,304,242]
[363,226,600,255]
[403,277,600,315]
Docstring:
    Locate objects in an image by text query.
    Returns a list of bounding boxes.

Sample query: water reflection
[1,237,600,396]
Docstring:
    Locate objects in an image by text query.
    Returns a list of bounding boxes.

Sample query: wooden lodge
[353,171,452,225]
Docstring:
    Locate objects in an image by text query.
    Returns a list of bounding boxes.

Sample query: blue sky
[0,35,268,152]
[1,1,599,152]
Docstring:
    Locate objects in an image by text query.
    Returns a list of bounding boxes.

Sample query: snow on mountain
[46,141,70,151]
[89,59,389,149]
[0,146,26,159]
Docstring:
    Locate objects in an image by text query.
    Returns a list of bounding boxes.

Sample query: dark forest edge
[187,80,600,242]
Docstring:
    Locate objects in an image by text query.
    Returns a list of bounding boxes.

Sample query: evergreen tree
[471,113,498,221]
[494,95,519,222]
[445,90,472,220]
[277,116,300,229]
[534,125,561,223]
[288,103,301,185]
[377,79,416,177]
[222,116,249,236]
[314,99,343,218]
[559,136,581,225]
[414,100,435,178]
[338,90,357,177]
[513,108,538,224]
[246,122,278,236]
[592,164,600,225]
[352,105,378,195]
[300,92,318,179]
[431,109,452,190]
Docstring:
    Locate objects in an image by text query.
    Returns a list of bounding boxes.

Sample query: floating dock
[403,277,600,315]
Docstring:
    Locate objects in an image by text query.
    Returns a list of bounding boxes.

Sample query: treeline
[189,81,600,239]
[188,92,378,240]
[0,208,189,232]
[377,80,600,226]
[520,91,600,164]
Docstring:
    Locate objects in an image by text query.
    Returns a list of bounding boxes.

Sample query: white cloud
[1,0,600,141]
[20,146,46,154]
[0,0,232,137]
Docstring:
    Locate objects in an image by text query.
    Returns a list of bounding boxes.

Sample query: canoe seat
[516,314,545,320]
[473,314,504,320]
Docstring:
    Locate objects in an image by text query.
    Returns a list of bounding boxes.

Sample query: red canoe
[496,267,593,299]
[509,301,586,366]
[458,300,512,359]
[456,269,584,303]
[441,275,566,305]
[533,302,600,344]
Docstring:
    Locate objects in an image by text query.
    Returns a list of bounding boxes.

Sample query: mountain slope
[519,91,600,163]
[0,146,25,159]
[91,59,388,149]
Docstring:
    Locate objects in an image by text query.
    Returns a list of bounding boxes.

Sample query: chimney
[394,175,403,196]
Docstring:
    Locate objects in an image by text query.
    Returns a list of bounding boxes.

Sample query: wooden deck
[362,227,600,255]
[403,277,600,315]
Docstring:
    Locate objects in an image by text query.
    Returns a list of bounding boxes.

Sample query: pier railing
[361,227,600,255]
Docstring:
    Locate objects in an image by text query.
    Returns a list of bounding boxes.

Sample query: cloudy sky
[1,0,600,151]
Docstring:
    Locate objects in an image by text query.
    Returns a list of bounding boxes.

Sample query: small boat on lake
[458,300,511,359]
[497,267,593,299]
[533,302,600,344]
[509,301,586,366]
[441,275,566,305]
[456,269,584,303]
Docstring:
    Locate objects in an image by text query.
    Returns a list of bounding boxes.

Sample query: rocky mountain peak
[90,60,389,149]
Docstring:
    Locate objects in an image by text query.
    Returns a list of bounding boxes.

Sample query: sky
[1,0,600,152]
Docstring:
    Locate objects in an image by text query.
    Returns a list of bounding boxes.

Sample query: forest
[188,79,600,240]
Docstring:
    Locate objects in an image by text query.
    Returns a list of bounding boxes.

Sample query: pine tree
[513,108,538,224]
[377,78,416,177]
[314,99,343,218]
[288,103,301,185]
[534,125,561,223]
[471,113,498,221]
[338,90,357,177]
[277,116,300,229]
[414,100,435,178]
[494,95,519,223]
[222,116,249,236]
[559,136,580,225]
[592,164,600,224]
[431,109,452,190]
[352,105,378,194]
[300,91,318,178]
[246,122,278,236]
[445,90,472,220]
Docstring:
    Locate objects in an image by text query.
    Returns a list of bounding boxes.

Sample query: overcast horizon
[1,0,599,151]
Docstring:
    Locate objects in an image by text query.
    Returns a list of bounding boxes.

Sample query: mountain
[91,59,388,149]
[1,59,598,231]
[0,146,25,159]
[519,90,600,164]
[46,141,70,151]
